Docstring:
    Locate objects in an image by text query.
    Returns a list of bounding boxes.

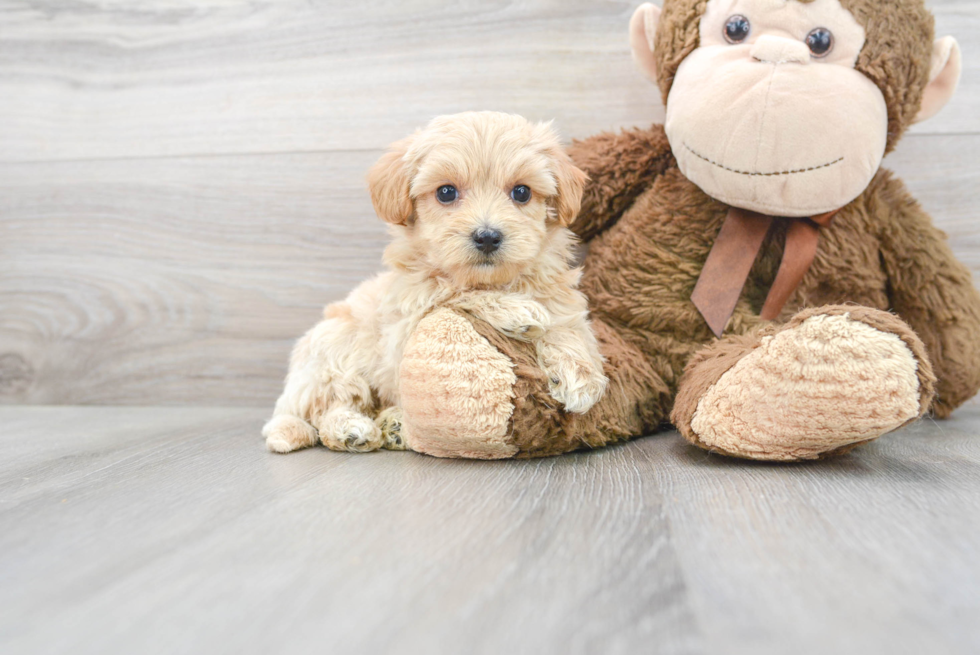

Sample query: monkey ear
[367,136,416,226]
[630,2,661,85]
[914,37,962,124]
[550,151,588,227]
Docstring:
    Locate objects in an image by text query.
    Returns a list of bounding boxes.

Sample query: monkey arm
[567,124,675,242]
[875,172,980,417]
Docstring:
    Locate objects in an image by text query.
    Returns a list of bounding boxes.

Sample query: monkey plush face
[631,0,962,217]
[665,0,885,216]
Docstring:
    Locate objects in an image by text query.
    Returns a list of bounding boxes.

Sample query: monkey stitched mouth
[684,143,844,177]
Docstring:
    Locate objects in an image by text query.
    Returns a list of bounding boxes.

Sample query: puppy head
[367,112,586,287]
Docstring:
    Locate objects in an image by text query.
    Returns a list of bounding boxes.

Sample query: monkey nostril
[472,228,503,255]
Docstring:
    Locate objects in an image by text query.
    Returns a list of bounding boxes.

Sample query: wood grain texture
[1,405,978,654]
[647,409,980,655]
[0,406,703,655]
[0,0,664,162]
[0,150,387,405]
[0,0,976,163]
[0,0,978,406]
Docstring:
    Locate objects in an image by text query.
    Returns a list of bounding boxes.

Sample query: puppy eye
[724,15,751,44]
[436,185,458,204]
[510,185,531,204]
[805,28,834,57]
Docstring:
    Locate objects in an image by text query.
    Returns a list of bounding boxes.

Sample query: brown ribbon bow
[691,207,839,338]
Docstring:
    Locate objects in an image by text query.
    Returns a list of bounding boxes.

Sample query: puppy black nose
[472,228,503,255]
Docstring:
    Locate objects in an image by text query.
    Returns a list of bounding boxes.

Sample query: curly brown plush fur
[470,125,978,458]
[397,0,980,460]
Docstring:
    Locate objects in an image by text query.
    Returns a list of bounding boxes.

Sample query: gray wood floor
[1,406,979,655]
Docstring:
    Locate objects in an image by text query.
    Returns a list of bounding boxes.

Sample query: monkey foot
[673,306,936,461]
[399,308,520,459]
[399,308,670,459]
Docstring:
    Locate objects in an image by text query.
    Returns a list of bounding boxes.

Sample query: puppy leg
[264,345,327,454]
[455,292,608,413]
[449,292,551,341]
[536,326,608,414]
[316,407,383,453]
[265,301,381,453]
[263,414,318,453]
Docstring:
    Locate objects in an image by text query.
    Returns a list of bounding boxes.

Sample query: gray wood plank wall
[1,0,977,406]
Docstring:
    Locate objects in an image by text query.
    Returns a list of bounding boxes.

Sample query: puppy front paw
[545,360,608,414]
[502,322,546,342]
[316,408,384,453]
[494,299,552,342]
[450,293,552,342]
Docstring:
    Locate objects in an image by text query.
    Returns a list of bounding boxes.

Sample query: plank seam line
[0,147,384,166]
[0,132,976,166]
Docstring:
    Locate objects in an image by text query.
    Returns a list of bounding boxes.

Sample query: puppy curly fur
[263,112,608,453]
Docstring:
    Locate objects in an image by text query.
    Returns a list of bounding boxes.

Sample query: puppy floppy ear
[367,136,415,226]
[549,148,588,227]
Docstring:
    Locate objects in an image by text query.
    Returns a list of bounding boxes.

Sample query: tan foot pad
[399,309,518,459]
[691,313,922,461]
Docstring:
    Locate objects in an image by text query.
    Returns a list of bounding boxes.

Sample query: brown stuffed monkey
[396,0,980,461]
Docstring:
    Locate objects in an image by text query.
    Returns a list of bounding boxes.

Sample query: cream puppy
[263,112,608,454]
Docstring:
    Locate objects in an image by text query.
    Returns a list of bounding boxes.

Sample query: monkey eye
[510,185,531,204]
[806,28,834,57]
[724,15,751,44]
[436,185,458,204]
